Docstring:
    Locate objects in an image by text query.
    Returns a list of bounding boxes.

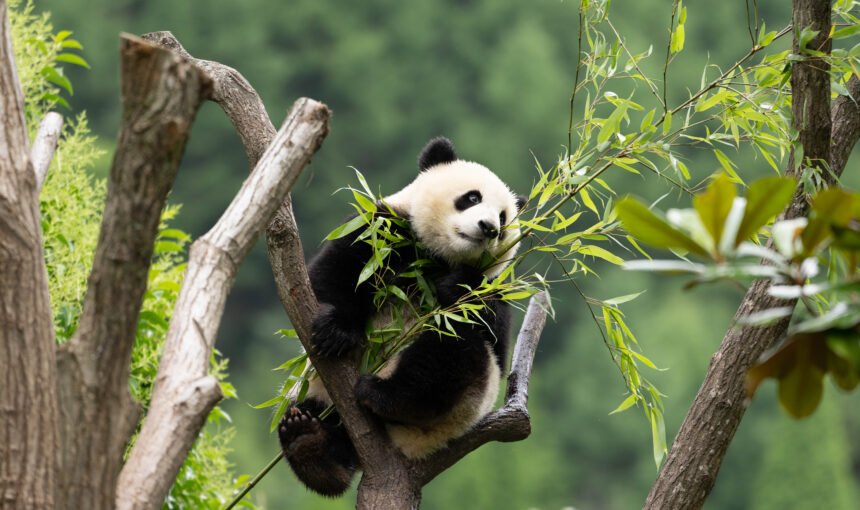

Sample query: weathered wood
[54,34,211,510]
[0,3,58,508]
[116,98,330,510]
[30,112,62,190]
[644,2,847,508]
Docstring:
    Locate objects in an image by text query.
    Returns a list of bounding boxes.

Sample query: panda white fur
[277,137,525,497]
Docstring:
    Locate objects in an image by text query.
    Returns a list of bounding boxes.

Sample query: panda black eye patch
[454,190,482,210]
[499,211,507,226]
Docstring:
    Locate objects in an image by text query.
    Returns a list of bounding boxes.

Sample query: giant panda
[277,136,526,497]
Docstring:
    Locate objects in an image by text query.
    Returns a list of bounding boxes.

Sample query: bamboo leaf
[615,197,708,256]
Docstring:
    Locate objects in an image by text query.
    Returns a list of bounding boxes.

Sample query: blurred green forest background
[34,0,859,508]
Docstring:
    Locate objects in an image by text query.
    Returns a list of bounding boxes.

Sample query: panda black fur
[278,137,525,497]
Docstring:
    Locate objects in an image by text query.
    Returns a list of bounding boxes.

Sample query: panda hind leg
[278,402,358,497]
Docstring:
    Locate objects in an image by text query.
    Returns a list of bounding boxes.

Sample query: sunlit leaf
[615,197,708,256]
[734,176,797,245]
[693,174,736,254]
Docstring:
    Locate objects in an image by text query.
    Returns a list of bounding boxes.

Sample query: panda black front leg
[435,264,486,307]
[311,303,365,357]
[278,401,359,497]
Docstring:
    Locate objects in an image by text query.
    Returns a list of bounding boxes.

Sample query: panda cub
[278,137,525,497]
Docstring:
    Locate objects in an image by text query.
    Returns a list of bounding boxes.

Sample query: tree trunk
[54,34,211,510]
[644,1,834,508]
[0,2,58,508]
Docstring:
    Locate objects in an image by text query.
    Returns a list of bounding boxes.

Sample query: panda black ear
[418,136,457,172]
[516,194,528,211]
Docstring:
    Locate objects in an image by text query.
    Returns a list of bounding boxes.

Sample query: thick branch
[413,292,549,486]
[30,111,62,190]
[116,98,330,510]
[645,3,849,508]
[0,3,58,509]
[141,31,275,168]
[53,34,211,510]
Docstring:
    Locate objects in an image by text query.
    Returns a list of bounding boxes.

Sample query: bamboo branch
[52,34,211,510]
[30,111,62,190]
[116,98,330,510]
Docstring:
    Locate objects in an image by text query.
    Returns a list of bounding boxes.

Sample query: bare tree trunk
[0,3,58,508]
[54,34,211,510]
[644,2,847,508]
[117,98,331,510]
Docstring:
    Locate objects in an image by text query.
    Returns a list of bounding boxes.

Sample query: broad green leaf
[778,360,824,418]
[615,197,708,256]
[734,176,797,245]
[693,174,736,254]
[55,53,90,68]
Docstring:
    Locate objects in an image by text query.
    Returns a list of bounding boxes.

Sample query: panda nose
[478,220,499,239]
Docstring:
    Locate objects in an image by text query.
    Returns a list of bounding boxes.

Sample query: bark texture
[54,34,211,510]
[0,3,58,508]
[644,3,855,509]
[30,111,62,190]
[116,98,330,510]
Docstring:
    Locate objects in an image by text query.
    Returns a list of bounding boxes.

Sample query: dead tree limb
[30,111,62,190]
[116,98,330,510]
[54,34,211,510]
[0,3,58,508]
[644,3,860,509]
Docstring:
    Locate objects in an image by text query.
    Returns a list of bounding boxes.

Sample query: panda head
[385,137,526,277]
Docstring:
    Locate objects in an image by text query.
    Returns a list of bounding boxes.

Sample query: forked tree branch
[54,34,211,510]
[143,32,551,510]
[645,3,859,508]
[116,98,330,510]
[30,111,62,190]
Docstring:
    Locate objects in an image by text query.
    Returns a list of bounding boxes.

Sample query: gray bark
[54,34,211,510]
[30,112,62,190]
[0,3,58,508]
[116,99,330,510]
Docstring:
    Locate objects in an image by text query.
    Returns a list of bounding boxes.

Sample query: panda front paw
[354,375,383,415]
[278,406,323,455]
[435,265,485,306]
[311,305,364,357]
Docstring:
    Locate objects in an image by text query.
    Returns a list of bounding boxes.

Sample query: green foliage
[8,0,87,113]
[11,2,252,507]
[618,173,860,418]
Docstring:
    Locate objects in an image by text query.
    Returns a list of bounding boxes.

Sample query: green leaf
[693,173,736,253]
[778,360,824,418]
[609,393,638,415]
[325,214,368,240]
[734,176,797,245]
[615,197,708,256]
[41,66,73,95]
[578,245,624,265]
[55,53,90,68]
[603,290,645,306]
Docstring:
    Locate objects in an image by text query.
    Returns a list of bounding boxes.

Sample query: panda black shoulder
[418,136,457,171]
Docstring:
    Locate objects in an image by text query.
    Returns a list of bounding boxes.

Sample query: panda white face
[385,160,521,277]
